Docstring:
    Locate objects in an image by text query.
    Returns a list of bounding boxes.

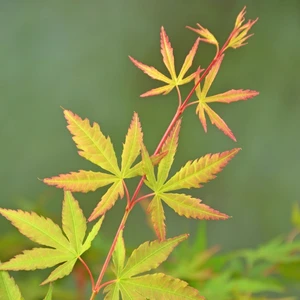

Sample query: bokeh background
[1,0,299,298]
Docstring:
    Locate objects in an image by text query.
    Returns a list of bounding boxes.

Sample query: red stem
[78,257,95,291]
[89,29,236,299]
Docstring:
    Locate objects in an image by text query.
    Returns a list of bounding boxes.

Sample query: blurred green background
[1,0,299,297]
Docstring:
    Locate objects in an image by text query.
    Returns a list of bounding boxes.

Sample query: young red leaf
[226,6,258,50]
[162,148,241,192]
[88,180,124,221]
[161,193,228,220]
[64,110,121,175]
[43,170,116,193]
[130,27,199,97]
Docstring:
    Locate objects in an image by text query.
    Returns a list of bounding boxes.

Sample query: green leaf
[0,268,23,300]
[121,112,143,177]
[43,284,53,300]
[0,191,103,285]
[123,273,204,299]
[121,234,188,278]
[292,202,300,229]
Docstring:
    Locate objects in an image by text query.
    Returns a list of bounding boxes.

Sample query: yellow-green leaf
[121,234,187,278]
[0,248,72,271]
[41,258,77,285]
[147,195,166,241]
[81,216,104,254]
[104,282,120,300]
[0,268,23,300]
[62,191,86,254]
[0,209,71,251]
[161,148,241,192]
[161,193,228,220]
[43,170,116,192]
[43,284,53,300]
[157,120,181,188]
[122,273,204,299]
[141,144,157,189]
[64,110,120,175]
[112,230,126,276]
[121,112,143,177]
[88,180,124,221]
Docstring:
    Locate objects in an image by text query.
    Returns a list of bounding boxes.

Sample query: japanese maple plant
[0,7,258,300]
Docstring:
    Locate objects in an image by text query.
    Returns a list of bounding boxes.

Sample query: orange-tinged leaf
[121,234,187,278]
[130,27,199,97]
[121,112,143,176]
[88,180,124,221]
[129,56,171,84]
[0,268,23,300]
[140,84,174,97]
[43,170,116,193]
[177,38,200,81]
[205,89,259,103]
[162,148,241,192]
[204,103,236,141]
[123,273,204,299]
[147,195,166,241]
[62,191,86,253]
[0,248,72,271]
[157,120,181,187]
[201,54,224,99]
[235,6,247,28]
[64,110,120,175]
[161,193,228,220]
[41,258,77,285]
[187,23,218,49]
[0,209,71,251]
[196,102,207,133]
[160,26,176,81]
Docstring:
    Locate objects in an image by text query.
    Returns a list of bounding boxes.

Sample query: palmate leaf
[104,234,204,299]
[44,111,144,219]
[129,27,200,97]
[0,191,104,285]
[194,48,259,142]
[141,123,237,240]
[0,267,23,300]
